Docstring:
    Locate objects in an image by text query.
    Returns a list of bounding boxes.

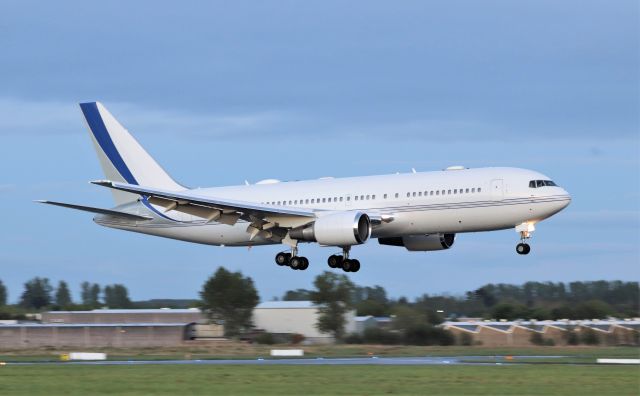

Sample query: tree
[19,277,53,309]
[200,267,259,336]
[310,272,355,339]
[282,288,313,301]
[55,281,72,308]
[0,279,7,306]
[104,284,132,308]
[81,282,101,308]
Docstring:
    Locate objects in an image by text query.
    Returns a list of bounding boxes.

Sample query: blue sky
[1,0,638,303]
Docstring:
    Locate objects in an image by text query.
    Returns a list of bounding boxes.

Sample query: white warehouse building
[253,301,356,344]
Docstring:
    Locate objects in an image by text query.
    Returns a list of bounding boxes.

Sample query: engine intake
[290,211,371,246]
[378,233,455,251]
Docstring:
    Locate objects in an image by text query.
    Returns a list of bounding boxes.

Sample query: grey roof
[256,301,316,309]
[582,324,612,331]
[45,309,201,314]
[0,323,191,328]
[484,324,512,332]
[448,324,479,332]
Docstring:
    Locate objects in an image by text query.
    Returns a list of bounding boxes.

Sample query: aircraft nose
[557,189,571,210]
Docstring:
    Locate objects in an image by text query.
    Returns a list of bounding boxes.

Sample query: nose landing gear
[515,222,534,255]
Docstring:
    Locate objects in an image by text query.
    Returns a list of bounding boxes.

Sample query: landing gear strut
[275,247,309,270]
[515,222,534,255]
[328,247,361,273]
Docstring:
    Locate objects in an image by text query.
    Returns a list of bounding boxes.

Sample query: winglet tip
[90,179,113,187]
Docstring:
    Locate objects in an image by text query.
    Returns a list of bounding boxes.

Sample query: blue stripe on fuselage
[80,102,138,185]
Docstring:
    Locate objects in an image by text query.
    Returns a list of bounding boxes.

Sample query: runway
[7,356,540,366]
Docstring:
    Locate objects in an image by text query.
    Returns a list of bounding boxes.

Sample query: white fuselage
[95,167,571,247]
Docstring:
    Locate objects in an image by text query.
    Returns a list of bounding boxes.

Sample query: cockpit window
[529,180,558,188]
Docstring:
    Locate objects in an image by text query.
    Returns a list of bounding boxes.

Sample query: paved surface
[8,356,517,366]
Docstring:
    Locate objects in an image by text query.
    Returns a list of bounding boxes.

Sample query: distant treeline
[283,280,640,320]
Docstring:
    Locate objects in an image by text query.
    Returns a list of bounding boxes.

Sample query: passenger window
[360,195,364,200]
[311,199,315,203]
[355,196,358,201]
[430,191,434,196]
[406,192,410,198]
[395,193,399,198]
[418,192,422,197]
[454,189,457,194]
[471,188,475,193]
[321,198,325,203]
[366,195,370,200]
[448,190,451,195]
[466,188,469,193]
[478,188,482,193]
[436,191,440,195]
[412,192,415,197]
[384,194,387,199]
[339,197,343,202]
[347,196,350,201]
[372,195,376,200]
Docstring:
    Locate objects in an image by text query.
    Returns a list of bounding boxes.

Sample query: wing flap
[92,180,316,219]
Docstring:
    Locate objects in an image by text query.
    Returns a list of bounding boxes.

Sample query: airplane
[38,102,572,273]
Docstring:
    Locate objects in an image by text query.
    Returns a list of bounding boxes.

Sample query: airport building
[253,301,357,344]
[1,302,356,348]
[443,319,640,346]
[42,308,205,324]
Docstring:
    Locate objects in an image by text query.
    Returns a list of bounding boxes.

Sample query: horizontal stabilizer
[35,200,152,221]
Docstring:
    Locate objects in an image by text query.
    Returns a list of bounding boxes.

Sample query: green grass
[0,365,638,395]
[1,345,638,363]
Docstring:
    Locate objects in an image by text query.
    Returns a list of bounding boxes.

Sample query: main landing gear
[515,222,534,255]
[275,248,309,271]
[328,247,361,273]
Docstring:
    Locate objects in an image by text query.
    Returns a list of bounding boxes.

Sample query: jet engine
[378,233,455,251]
[290,211,371,246]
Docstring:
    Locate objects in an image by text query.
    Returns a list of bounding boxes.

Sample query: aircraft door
[491,179,504,201]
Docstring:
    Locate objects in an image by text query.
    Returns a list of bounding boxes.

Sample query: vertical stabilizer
[79,102,183,205]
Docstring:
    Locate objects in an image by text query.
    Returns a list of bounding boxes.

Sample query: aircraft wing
[91,180,316,235]
[35,200,153,221]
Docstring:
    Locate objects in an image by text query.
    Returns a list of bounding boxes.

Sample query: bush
[564,330,580,345]
[344,332,363,344]
[362,327,401,345]
[403,324,455,346]
[543,338,555,346]
[530,332,545,346]
[581,329,600,345]
[255,332,275,345]
[458,332,473,346]
[290,333,305,345]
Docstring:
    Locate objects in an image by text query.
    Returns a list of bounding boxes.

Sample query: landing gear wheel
[300,257,309,270]
[516,243,531,255]
[275,252,291,266]
[342,259,352,272]
[290,256,303,270]
[350,259,360,273]
[328,255,343,268]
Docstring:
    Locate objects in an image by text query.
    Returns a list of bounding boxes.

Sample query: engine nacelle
[290,211,371,246]
[378,233,455,251]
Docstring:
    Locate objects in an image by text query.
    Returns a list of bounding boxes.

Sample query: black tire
[328,255,342,268]
[300,257,309,270]
[342,259,352,272]
[523,244,531,255]
[275,252,291,266]
[516,243,527,255]
[290,256,302,270]
[350,259,360,273]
